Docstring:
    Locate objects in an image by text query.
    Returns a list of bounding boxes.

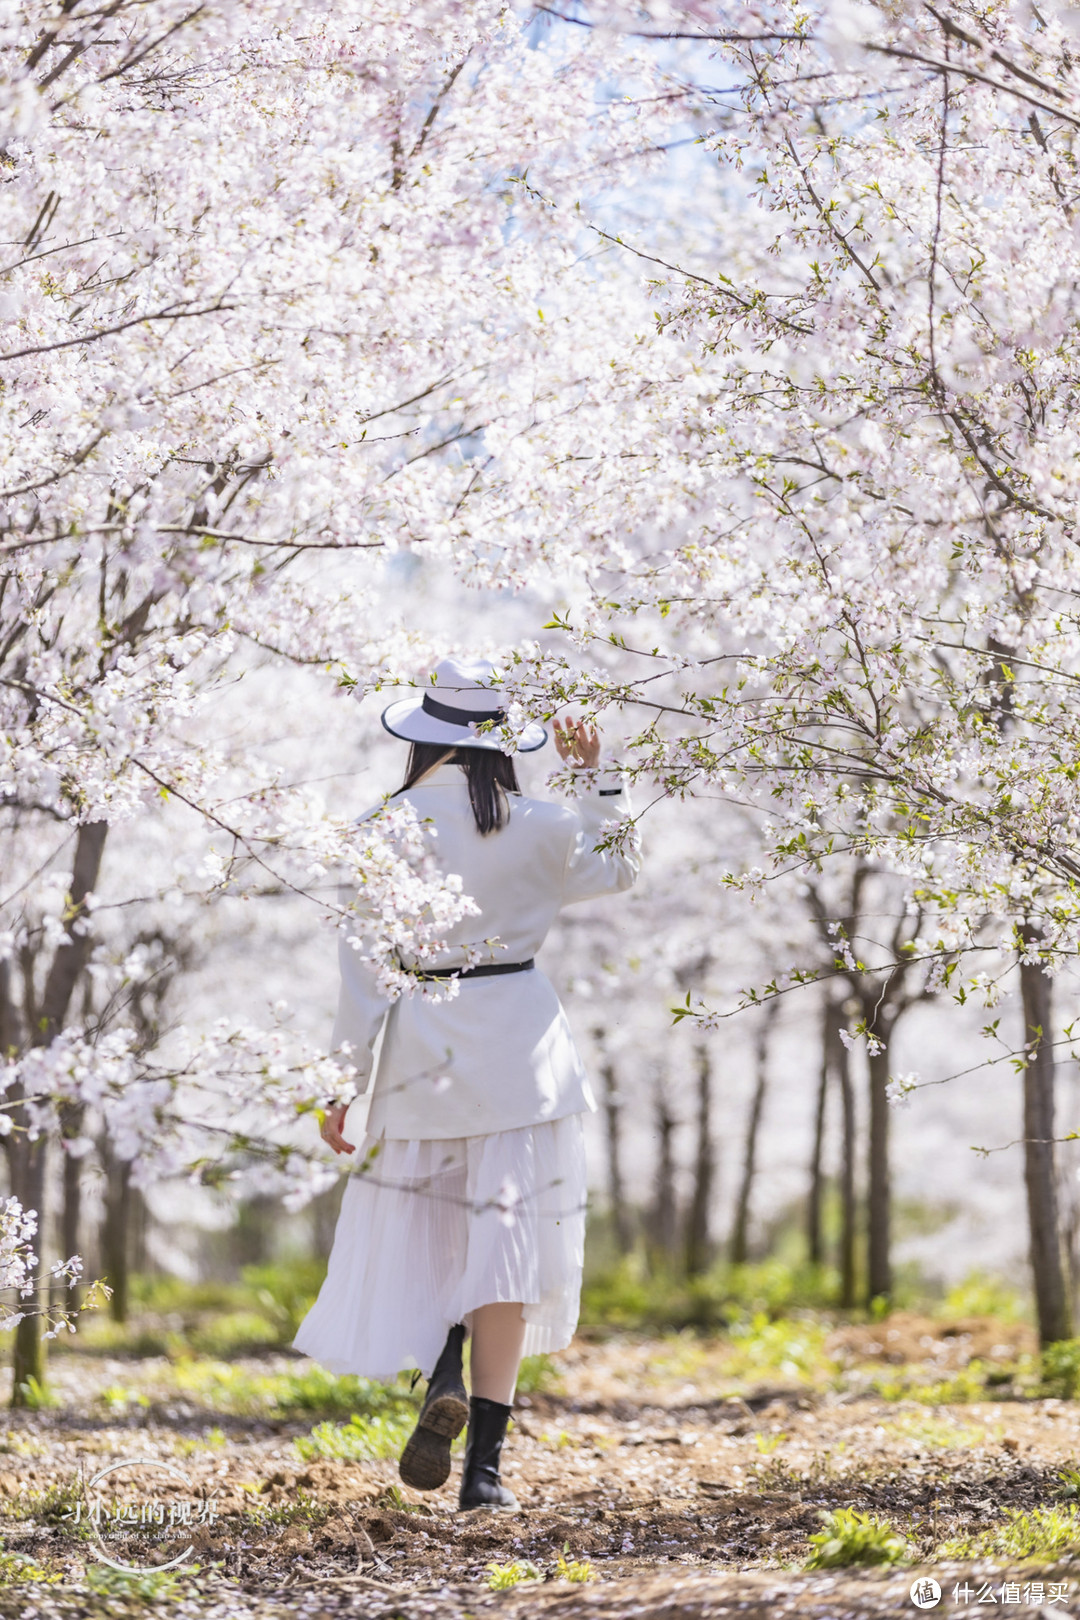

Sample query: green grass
[884,1412,994,1450]
[294,1412,416,1463]
[719,1312,835,1384]
[486,1560,541,1589]
[515,1354,561,1395]
[244,1488,331,1529]
[173,1426,227,1457]
[14,1376,58,1410]
[1040,1339,1080,1398]
[555,1549,594,1582]
[806,1508,909,1569]
[865,1355,1034,1406]
[938,1272,1028,1322]
[172,1359,417,1420]
[63,1258,330,1361]
[12,1480,87,1530]
[938,1505,1080,1560]
[85,1565,191,1602]
[0,1540,62,1584]
[581,1253,843,1332]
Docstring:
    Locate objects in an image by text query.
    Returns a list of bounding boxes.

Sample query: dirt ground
[4,1324,1080,1617]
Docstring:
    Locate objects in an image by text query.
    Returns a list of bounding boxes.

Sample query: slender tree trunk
[649,1081,678,1268]
[599,1054,632,1256]
[11,1136,47,1402]
[101,1142,132,1325]
[730,1004,776,1264]
[807,997,832,1267]
[685,1043,714,1278]
[1019,951,1072,1346]
[12,822,108,1405]
[866,1037,892,1306]
[837,1021,857,1310]
[59,1106,84,1314]
[130,1182,148,1277]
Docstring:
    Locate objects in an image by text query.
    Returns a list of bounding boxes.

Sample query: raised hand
[554,715,600,769]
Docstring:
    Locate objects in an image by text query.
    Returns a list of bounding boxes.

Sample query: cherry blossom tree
[0,0,689,1389]
[508,0,1080,1341]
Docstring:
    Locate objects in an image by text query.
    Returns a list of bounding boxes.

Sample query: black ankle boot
[399,1324,469,1491]
[458,1395,520,1511]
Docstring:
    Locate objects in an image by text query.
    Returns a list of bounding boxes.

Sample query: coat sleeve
[559,773,641,906]
[330,928,389,1093]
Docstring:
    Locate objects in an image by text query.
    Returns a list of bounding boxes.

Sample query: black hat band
[421,692,506,727]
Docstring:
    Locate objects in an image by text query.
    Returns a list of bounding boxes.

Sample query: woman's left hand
[554,715,600,769]
[320,1102,355,1155]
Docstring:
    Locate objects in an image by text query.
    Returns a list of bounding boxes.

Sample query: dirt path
[1,1329,1079,1616]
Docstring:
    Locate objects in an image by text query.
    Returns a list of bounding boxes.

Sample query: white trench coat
[332,762,641,1141]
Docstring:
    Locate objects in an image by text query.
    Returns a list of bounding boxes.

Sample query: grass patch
[939,1272,1028,1323]
[938,1505,1080,1560]
[96,1384,151,1413]
[0,1432,47,1458]
[62,1259,329,1362]
[371,1484,429,1515]
[486,1560,542,1590]
[718,1312,836,1385]
[294,1412,415,1463]
[516,1354,561,1395]
[885,1413,994,1450]
[581,1254,842,1333]
[0,1541,62,1584]
[172,1359,417,1421]
[1041,1339,1080,1399]
[806,1508,909,1570]
[245,1488,331,1530]
[555,1548,594,1582]
[85,1565,191,1602]
[12,1480,87,1530]
[865,1356,1032,1405]
[14,1376,58,1410]
[174,1426,227,1457]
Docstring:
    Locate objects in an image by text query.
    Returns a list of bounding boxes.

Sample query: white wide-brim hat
[380,656,547,752]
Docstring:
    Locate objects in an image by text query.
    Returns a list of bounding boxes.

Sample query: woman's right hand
[554,715,600,769]
[320,1102,355,1156]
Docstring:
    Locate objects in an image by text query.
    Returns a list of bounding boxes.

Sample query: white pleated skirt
[292,1114,587,1382]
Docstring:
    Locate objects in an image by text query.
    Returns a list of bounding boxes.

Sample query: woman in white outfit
[293,657,640,1510]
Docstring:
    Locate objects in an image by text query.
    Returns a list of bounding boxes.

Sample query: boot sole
[398,1394,470,1491]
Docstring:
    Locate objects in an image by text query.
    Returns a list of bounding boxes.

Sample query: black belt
[406,958,535,982]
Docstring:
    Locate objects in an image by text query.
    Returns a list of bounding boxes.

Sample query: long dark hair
[397,743,520,835]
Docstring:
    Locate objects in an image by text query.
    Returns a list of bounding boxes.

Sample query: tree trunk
[866,1037,892,1306]
[730,1003,776,1264]
[807,997,832,1267]
[11,1136,47,1404]
[1019,952,1072,1346]
[837,1020,857,1309]
[684,1043,714,1278]
[599,1055,632,1256]
[12,821,108,1404]
[101,1143,132,1325]
[37,822,108,1044]
[59,1107,84,1314]
[648,1081,678,1268]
